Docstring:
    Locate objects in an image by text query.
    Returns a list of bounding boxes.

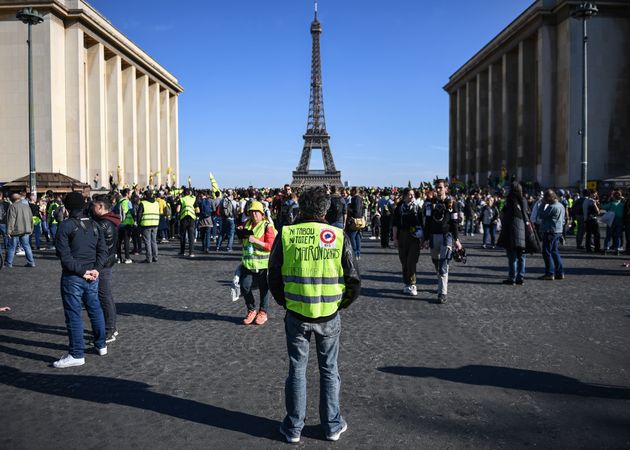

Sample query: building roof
[3,172,90,193]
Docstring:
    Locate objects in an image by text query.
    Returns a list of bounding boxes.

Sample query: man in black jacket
[53,192,108,368]
[92,194,120,343]
[268,186,360,444]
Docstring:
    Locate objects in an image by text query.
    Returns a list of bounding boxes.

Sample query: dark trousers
[380,215,391,248]
[575,218,585,248]
[98,267,117,334]
[241,267,270,312]
[397,230,420,285]
[117,226,131,261]
[131,226,142,253]
[180,217,195,255]
[625,222,630,253]
[585,218,600,252]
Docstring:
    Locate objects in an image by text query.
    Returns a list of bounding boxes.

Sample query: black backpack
[220,198,234,218]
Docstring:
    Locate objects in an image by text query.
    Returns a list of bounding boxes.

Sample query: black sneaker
[502,279,516,286]
[515,279,524,286]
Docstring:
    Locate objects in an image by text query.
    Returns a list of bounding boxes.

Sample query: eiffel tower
[291,0,342,188]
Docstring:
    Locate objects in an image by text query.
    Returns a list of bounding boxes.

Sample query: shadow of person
[116,303,241,324]
[378,365,630,400]
[0,317,67,337]
[0,365,280,440]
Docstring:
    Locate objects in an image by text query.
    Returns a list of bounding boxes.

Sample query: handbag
[348,216,366,231]
[599,211,615,227]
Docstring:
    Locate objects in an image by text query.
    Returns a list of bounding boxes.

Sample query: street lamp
[571,2,598,191]
[16,7,44,198]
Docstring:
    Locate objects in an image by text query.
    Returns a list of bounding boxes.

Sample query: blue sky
[90,0,533,188]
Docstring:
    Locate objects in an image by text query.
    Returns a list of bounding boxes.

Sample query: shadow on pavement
[0,317,67,337]
[378,364,630,399]
[0,365,281,440]
[117,303,241,324]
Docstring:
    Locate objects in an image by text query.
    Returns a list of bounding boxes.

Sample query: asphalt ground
[0,232,629,449]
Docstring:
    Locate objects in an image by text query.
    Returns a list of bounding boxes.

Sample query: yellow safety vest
[241,219,275,271]
[179,195,196,219]
[281,222,345,319]
[119,198,134,225]
[140,200,160,227]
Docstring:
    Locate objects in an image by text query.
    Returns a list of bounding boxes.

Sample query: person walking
[539,189,566,280]
[137,191,160,263]
[377,189,395,248]
[177,188,198,257]
[423,179,462,304]
[480,198,500,249]
[53,192,108,368]
[116,189,134,264]
[392,188,424,296]
[497,181,529,285]
[91,194,120,343]
[268,186,361,444]
[5,193,35,268]
[237,201,277,325]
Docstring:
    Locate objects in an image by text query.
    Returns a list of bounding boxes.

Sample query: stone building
[0,0,183,188]
[444,0,629,188]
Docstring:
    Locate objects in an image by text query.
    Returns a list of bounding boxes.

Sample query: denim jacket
[539,202,565,234]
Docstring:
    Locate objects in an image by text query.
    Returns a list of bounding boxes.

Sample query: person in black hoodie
[53,192,108,368]
[92,194,120,343]
[497,181,529,285]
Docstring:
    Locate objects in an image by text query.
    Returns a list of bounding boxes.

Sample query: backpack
[200,198,213,218]
[53,205,66,223]
[111,201,122,219]
[326,197,344,223]
[68,217,99,243]
[220,198,234,218]
[163,203,172,219]
[281,199,297,225]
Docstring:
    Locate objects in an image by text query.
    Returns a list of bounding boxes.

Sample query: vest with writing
[281,223,345,319]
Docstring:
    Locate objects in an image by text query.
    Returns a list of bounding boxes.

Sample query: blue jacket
[55,210,108,277]
[539,202,565,234]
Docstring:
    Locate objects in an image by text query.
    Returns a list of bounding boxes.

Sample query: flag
[209,172,222,197]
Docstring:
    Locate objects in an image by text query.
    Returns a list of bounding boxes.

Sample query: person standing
[91,194,120,343]
[177,188,198,257]
[216,190,237,252]
[0,191,9,254]
[138,191,160,263]
[423,179,462,304]
[46,192,63,245]
[346,187,364,259]
[5,193,35,268]
[583,190,601,253]
[237,201,277,325]
[539,189,565,280]
[497,181,529,285]
[377,189,395,248]
[392,188,423,296]
[116,189,134,264]
[624,189,630,255]
[572,192,587,249]
[268,186,360,444]
[601,191,624,255]
[53,192,108,368]
[480,198,500,249]
[325,185,346,229]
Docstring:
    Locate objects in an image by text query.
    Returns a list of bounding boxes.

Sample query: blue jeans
[506,248,526,282]
[32,223,42,249]
[217,218,235,250]
[0,223,8,252]
[482,223,496,246]
[605,218,623,251]
[49,223,58,243]
[211,216,222,240]
[6,234,34,267]
[60,274,106,358]
[464,218,474,235]
[348,230,361,257]
[542,232,564,276]
[283,312,344,437]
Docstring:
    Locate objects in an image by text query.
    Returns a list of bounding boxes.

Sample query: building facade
[0,0,183,188]
[444,0,629,188]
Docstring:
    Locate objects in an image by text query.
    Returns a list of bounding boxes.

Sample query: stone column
[517,40,537,182]
[449,92,457,180]
[148,82,160,186]
[122,65,137,186]
[477,70,489,185]
[47,15,67,175]
[457,87,465,181]
[169,95,179,186]
[86,42,106,186]
[466,80,477,184]
[64,24,86,183]
[489,62,502,182]
[537,25,555,186]
[136,74,150,186]
[106,55,123,188]
[502,51,518,181]
[160,89,170,187]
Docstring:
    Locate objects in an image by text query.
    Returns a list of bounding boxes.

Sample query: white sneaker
[326,422,348,441]
[53,353,85,368]
[402,285,411,294]
[96,346,107,356]
[410,285,418,296]
[279,425,300,444]
[124,259,133,264]
[16,250,25,256]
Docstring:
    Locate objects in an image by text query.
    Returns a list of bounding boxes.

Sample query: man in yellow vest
[268,186,360,444]
[237,201,277,325]
[137,191,160,263]
[116,188,135,264]
[176,188,198,257]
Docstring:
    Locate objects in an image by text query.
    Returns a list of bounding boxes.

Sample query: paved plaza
[1,234,629,449]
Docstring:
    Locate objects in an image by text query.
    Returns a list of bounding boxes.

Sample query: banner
[209,172,222,197]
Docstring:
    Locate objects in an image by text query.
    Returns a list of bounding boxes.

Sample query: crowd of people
[1,179,629,443]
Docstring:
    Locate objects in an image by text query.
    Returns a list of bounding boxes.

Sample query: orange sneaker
[243,310,257,325]
[254,310,268,325]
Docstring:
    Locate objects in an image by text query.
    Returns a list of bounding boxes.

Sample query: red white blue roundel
[320,229,337,245]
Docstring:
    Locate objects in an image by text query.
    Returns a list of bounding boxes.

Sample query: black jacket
[95,212,120,268]
[268,218,361,322]
[55,210,108,277]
